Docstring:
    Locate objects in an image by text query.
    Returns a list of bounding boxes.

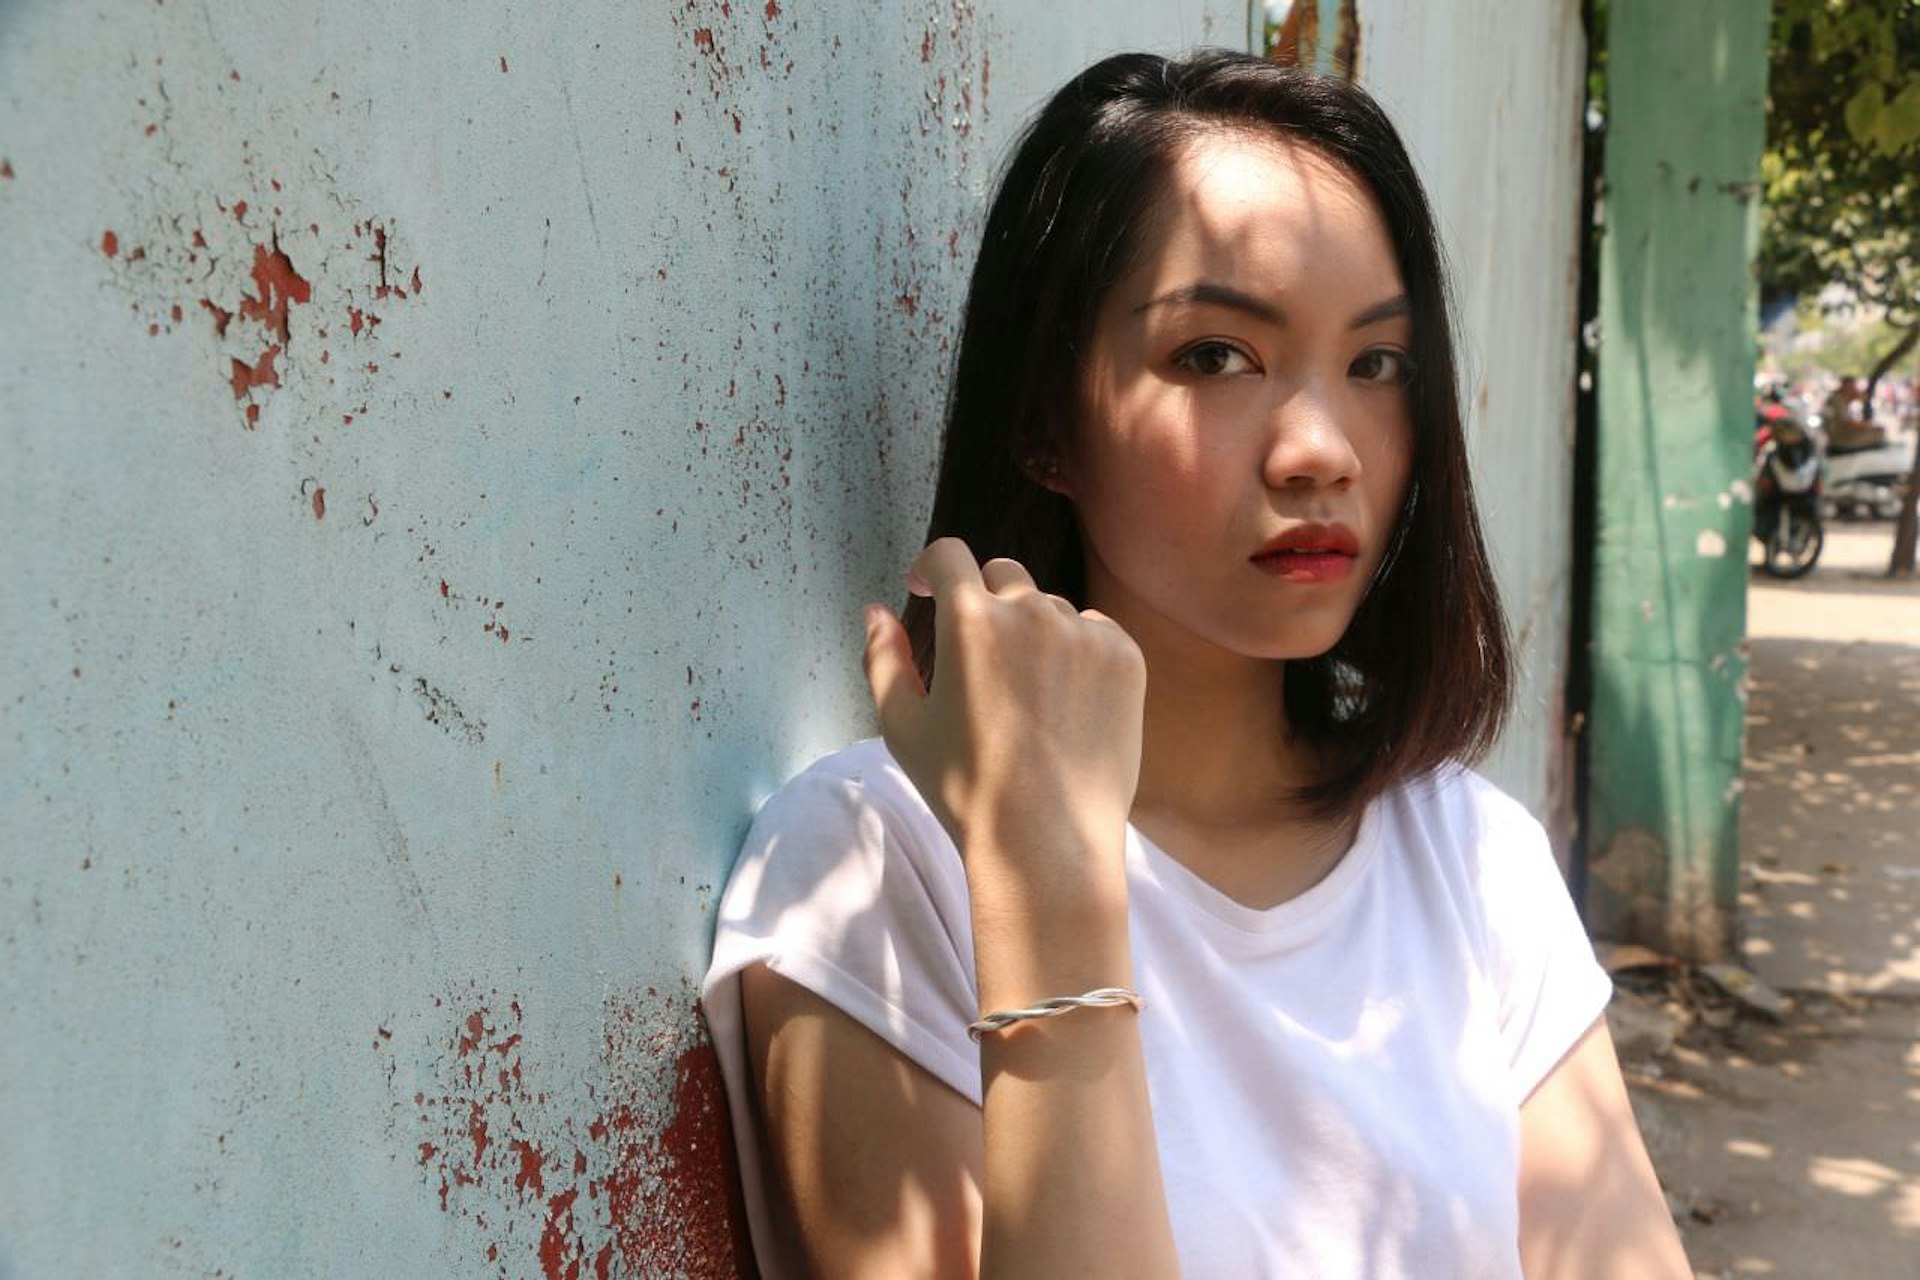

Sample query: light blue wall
[0,2,1584,1273]
[0,3,1247,1275]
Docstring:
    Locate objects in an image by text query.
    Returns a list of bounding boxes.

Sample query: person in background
[1825,375,1887,454]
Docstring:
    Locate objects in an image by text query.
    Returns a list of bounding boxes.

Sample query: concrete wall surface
[1360,1,1588,828]
[0,2,1582,1275]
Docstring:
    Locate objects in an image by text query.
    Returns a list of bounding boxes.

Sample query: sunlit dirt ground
[1620,523,1920,1279]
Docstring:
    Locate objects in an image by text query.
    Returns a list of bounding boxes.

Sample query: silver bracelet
[967,986,1145,1042]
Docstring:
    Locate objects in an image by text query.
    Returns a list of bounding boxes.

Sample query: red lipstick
[1250,523,1360,583]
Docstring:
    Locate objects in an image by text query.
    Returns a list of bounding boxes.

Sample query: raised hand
[861,537,1146,910]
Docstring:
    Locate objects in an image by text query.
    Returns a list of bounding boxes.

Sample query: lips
[1250,522,1360,583]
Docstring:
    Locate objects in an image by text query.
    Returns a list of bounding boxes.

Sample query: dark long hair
[904,49,1511,818]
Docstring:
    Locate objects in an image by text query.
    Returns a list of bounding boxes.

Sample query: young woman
[704,49,1690,1279]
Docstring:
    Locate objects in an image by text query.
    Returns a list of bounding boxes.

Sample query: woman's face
[1061,131,1415,665]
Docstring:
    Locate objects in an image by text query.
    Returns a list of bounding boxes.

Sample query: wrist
[965,841,1133,1015]
[961,821,1132,923]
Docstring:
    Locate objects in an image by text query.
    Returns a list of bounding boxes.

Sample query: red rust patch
[229,345,281,399]
[101,230,119,257]
[238,240,312,344]
[311,487,326,520]
[407,987,752,1278]
[539,1188,582,1280]
[512,1138,546,1198]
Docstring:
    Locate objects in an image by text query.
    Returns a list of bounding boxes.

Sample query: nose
[1260,380,1363,492]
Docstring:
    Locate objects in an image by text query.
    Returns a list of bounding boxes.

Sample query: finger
[1044,592,1079,617]
[862,605,926,732]
[908,537,987,601]
[980,557,1039,596]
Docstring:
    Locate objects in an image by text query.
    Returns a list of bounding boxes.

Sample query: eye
[1174,340,1258,378]
[1351,348,1416,386]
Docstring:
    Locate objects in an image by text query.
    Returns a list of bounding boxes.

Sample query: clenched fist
[862,537,1146,912]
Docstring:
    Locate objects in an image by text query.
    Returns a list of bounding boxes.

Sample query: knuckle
[944,587,989,626]
[1018,589,1058,618]
[1099,625,1145,669]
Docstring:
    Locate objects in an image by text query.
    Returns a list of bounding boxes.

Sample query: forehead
[1122,131,1401,301]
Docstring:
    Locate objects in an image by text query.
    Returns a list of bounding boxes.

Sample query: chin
[1221,625,1351,664]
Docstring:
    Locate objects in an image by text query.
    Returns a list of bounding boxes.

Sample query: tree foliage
[1760,0,1920,327]
[1763,0,1920,575]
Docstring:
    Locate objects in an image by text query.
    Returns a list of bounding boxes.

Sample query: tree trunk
[1864,320,1920,407]
[1871,321,1920,577]
[1892,443,1920,577]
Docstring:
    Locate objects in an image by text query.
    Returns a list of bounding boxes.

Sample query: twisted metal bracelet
[966,987,1145,1042]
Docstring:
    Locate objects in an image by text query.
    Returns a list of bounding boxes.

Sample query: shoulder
[705,739,985,1145]
[720,737,965,942]
[776,736,919,804]
[1371,765,1571,947]
[1381,764,1550,867]
[743,737,942,858]
[1385,774,1615,1101]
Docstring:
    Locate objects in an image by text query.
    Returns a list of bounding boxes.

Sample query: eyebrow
[1133,282,1410,331]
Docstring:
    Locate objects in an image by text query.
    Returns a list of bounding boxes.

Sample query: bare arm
[743,949,1174,1280]
[743,538,1181,1279]
[742,965,984,1278]
[1516,1015,1692,1279]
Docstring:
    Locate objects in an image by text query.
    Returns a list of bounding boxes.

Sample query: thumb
[861,604,925,735]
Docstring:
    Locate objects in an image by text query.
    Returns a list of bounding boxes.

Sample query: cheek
[1071,389,1214,510]
[1365,415,1415,516]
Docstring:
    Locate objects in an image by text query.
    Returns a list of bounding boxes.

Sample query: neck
[1085,572,1359,910]
[1119,608,1315,831]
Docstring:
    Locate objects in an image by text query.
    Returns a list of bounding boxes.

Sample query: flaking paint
[408,986,750,1277]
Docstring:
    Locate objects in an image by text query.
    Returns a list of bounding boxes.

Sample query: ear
[1021,451,1074,497]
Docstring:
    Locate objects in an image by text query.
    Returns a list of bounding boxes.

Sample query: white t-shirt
[701,738,1612,1279]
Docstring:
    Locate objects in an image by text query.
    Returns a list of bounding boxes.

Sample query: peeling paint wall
[0,4,1581,1275]
[0,4,1245,1276]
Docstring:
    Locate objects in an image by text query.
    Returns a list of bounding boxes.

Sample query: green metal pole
[1585,0,1769,962]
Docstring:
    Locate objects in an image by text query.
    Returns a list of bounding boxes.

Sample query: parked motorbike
[1752,411,1824,578]
[1823,432,1914,521]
